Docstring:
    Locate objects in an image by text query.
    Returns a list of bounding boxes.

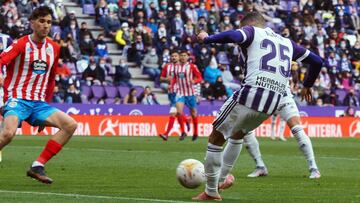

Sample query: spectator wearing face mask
[195,46,211,73]
[61,19,80,42]
[203,58,221,84]
[319,67,331,90]
[82,58,105,85]
[17,0,33,19]
[171,12,184,39]
[182,24,196,45]
[118,1,133,24]
[142,48,161,85]
[338,53,352,73]
[95,0,109,25]
[220,3,234,22]
[79,22,94,42]
[219,15,233,32]
[95,34,109,58]
[343,89,360,106]
[185,3,198,24]
[65,84,82,103]
[335,9,355,33]
[80,34,95,57]
[197,2,209,20]
[114,59,132,87]
[60,9,77,30]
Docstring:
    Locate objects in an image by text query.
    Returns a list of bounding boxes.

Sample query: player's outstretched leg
[244,131,268,178]
[27,111,77,184]
[218,138,243,191]
[192,130,225,201]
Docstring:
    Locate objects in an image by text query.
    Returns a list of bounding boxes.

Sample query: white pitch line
[318,156,360,161]
[0,190,194,203]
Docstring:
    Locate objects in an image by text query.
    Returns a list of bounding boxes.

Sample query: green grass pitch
[0,136,359,203]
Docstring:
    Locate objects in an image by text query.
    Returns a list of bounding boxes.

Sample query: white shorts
[276,95,300,122]
[213,99,269,139]
[169,106,177,114]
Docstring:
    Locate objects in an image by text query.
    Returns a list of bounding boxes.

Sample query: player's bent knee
[63,119,78,135]
[286,116,301,128]
[1,127,17,142]
[208,130,226,146]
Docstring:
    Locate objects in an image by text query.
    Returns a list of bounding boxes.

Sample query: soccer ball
[176,159,205,189]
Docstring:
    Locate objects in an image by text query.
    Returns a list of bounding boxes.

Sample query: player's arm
[191,64,203,84]
[45,49,60,103]
[198,26,254,45]
[292,41,323,102]
[160,64,170,82]
[0,40,22,86]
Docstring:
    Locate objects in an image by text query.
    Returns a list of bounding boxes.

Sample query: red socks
[177,114,186,133]
[36,140,62,165]
[193,116,198,135]
[165,116,176,135]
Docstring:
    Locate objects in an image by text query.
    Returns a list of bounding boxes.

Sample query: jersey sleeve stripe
[296,49,310,62]
[238,29,247,43]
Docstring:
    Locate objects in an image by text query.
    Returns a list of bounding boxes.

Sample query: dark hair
[29,6,53,21]
[170,49,179,55]
[180,50,189,55]
[241,11,266,27]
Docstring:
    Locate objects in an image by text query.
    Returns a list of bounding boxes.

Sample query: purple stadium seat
[105,98,116,104]
[83,4,95,15]
[134,86,144,97]
[91,85,106,99]
[117,86,130,98]
[81,85,92,98]
[199,100,212,106]
[213,100,225,106]
[104,86,119,98]
[89,98,99,104]
[336,89,347,102]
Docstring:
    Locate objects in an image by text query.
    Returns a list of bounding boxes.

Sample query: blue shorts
[168,93,177,107]
[176,95,197,109]
[3,98,59,127]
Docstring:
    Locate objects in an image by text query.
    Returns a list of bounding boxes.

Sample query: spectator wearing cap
[230,2,246,23]
[114,59,132,87]
[118,1,133,24]
[343,88,360,106]
[115,22,131,50]
[95,0,109,25]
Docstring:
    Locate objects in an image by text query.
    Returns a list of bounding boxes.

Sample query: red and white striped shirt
[0,35,59,103]
[174,62,202,96]
[160,63,179,93]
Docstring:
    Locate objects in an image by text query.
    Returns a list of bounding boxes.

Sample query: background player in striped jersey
[0,6,77,184]
[193,12,323,201]
[175,50,203,141]
[159,50,181,141]
[0,31,13,162]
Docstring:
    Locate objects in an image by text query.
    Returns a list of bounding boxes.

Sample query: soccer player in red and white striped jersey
[174,50,203,141]
[0,6,77,184]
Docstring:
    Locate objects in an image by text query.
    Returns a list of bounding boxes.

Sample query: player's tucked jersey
[228,26,309,115]
[173,62,203,96]
[161,63,179,93]
[0,35,60,103]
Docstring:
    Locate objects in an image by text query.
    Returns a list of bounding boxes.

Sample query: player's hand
[0,74,3,87]
[300,87,313,103]
[197,31,209,43]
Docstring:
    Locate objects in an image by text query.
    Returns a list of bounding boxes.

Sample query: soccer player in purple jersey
[193,12,323,201]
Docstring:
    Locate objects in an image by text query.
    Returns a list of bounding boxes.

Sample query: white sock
[219,138,243,184]
[31,161,44,168]
[271,115,276,139]
[244,131,265,167]
[279,119,286,139]
[205,143,223,197]
[291,125,318,170]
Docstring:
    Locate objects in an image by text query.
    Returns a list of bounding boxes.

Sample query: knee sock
[291,125,318,170]
[165,116,175,135]
[205,143,223,197]
[244,132,265,167]
[33,140,62,167]
[219,138,243,184]
[193,116,198,135]
[177,114,185,133]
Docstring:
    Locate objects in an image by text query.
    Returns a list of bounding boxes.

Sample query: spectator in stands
[339,53,352,73]
[203,58,221,84]
[61,19,80,42]
[123,88,138,104]
[80,33,95,57]
[82,58,105,85]
[319,67,331,90]
[316,98,324,107]
[79,22,93,42]
[128,34,145,65]
[103,11,121,37]
[142,47,161,85]
[18,0,33,19]
[95,0,109,25]
[196,46,211,73]
[95,34,109,58]
[353,69,360,91]
[207,16,219,35]
[138,86,159,105]
[65,84,82,103]
[117,1,133,24]
[54,0,66,23]
[201,81,214,101]
[343,88,360,106]
[114,59,132,87]
[340,72,353,92]
[171,12,184,40]
[211,76,227,100]
[66,36,82,62]
[52,85,64,103]
[323,90,341,106]
[56,58,72,84]
[351,41,360,70]
[220,63,240,92]
[341,106,356,117]
[60,10,77,30]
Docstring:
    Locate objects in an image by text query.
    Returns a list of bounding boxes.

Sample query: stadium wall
[13,116,360,138]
